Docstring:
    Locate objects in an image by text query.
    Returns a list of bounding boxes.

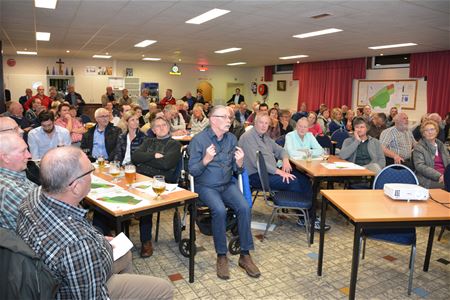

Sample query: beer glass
[109,161,121,182]
[124,164,136,188]
[152,175,166,199]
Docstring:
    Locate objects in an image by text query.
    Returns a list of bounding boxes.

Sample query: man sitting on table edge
[16,146,173,299]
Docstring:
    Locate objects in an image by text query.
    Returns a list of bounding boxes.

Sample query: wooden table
[318,189,450,300]
[84,169,199,282]
[290,156,376,243]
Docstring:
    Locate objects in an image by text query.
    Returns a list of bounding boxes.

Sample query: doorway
[197,81,213,103]
[226,83,245,103]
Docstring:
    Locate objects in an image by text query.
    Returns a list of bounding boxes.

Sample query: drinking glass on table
[321,148,330,161]
[97,155,105,170]
[109,161,121,182]
[305,149,312,162]
[152,175,166,199]
[124,164,136,188]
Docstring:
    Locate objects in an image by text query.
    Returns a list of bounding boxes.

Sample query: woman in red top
[307,111,323,136]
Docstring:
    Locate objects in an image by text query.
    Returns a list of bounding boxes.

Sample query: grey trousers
[107,251,173,300]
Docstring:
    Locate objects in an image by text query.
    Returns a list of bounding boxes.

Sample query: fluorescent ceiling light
[293,28,342,39]
[227,62,246,66]
[368,43,417,50]
[279,55,309,60]
[17,51,37,55]
[36,32,51,41]
[214,47,241,54]
[93,55,111,59]
[134,40,157,48]
[142,57,161,61]
[186,8,230,24]
[35,0,57,9]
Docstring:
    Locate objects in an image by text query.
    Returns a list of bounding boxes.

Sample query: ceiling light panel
[279,55,309,60]
[17,51,38,55]
[36,32,51,41]
[214,47,241,54]
[186,8,230,25]
[368,43,417,50]
[227,62,246,66]
[93,55,112,59]
[142,57,161,61]
[293,28,343,39]
[35,0,57,9]
[134,40,157,48]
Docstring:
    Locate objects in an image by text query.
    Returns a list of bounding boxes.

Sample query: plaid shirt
[380,126,415,159]
[0,167,36,230]
[16,187,113,300]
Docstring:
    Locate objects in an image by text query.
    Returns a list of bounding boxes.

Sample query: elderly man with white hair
[0,131,35,230]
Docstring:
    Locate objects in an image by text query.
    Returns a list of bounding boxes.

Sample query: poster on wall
[85,66,97,75]
[357,80,417,110]
[108,77,125,90]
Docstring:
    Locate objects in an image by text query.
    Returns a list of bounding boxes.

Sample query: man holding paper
[16,146,173,299]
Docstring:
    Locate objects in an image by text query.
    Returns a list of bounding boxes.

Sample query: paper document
[109,232,134,261]
[320,162,365,170]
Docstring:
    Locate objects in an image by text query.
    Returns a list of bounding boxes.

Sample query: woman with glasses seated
[413,120,449,189]
[113,110,146,165]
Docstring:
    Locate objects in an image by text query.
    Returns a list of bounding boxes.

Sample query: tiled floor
[126,195,450,299]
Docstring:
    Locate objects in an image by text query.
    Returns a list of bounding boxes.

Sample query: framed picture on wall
[357,80,417,110]
[277,80,286,91]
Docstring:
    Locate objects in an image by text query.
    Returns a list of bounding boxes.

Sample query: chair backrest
[275,135,285,147]
[330,129,349,149]
[316,135,332,149]
[80,114,91,124]
[256,151,272,194]
[373,164,419,190]
[444,164,450,192]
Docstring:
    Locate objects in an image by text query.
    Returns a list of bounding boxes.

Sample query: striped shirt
[16,187,113,299]
[0,167,36,230]
[379,126,415,159]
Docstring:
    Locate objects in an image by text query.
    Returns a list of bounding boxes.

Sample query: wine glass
[124,164,136,189]
[322,148,330,161]
[109,161,121,183]
[152,175,166,199]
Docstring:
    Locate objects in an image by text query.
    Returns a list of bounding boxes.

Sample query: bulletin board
[357,80,417,110]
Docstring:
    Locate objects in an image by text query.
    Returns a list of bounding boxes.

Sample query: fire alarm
[7,59,16,67]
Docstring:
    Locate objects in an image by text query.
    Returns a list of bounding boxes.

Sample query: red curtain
[292,58,366,111]
[264,65,274,82]
[410,50,450,118]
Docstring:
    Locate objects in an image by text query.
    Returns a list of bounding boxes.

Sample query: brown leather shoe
[216,256,230,280]
[238,255,261,278]
[140,241,153,258]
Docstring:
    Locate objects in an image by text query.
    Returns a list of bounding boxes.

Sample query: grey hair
[208,105,226,118]
[40,146,84,194]
[151,116,171,128]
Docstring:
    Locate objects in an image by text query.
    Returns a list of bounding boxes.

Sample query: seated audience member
[189,103,209,135]
[131,117,182,257]
[285,117,323,159]
[445,112,450,141]
[189,105,259,280]
[64,84,85,116]
[144,102,158,123]
[160,89,176,108]
[345,109,354,131]
[328,107,347,135]
[317,108,331,135]
[8,101,32,133]
[55,103,86,144]
[279,109,294,136]
[203,101,212,116]
[227,106,245,140]
[28,111,71,160]
[0,116,24,136]
[367,112,387,139]
[24,85,52,110]
[316,103,327,116]
[413,120,449,189]
[380,112,416,170]
[247,103,268,124]
[137,88,150,115]
[49,100,61,116]
[19,88,33,107]
[356,107,364,117]
[101,86,116,106]
[118,88,133,106]
[114,110,146,165]
[181,91,196,112]
[413,113,446,142]
[227,87,245,105]
[267,107,281,140]
[339,117,385,174]
[341,105,349,119]
[48,86,64,102]
[363,105,372,122]
[133,105,146,127]
[292,102,308,122]
[158,104,187,135]
[196,90,205,104]
[0,132,35,230]
[412,113,429,141]
[115,104,132,133]
[235,102,252,124]
[16,146,173,299]
[81,108,121,161]
[386,106,398,127]
[273,102,280,110]
[307,111,322,136]
[25,98,45,128]
[176,100,190,125]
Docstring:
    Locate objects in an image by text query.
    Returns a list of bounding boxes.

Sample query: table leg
[318,198,328,276]
[349,224,362,300]
[155,212,161,242]
[310,180,320,244]
[423,226,435,272]
[188,201,197,283]
[116,219,122,236]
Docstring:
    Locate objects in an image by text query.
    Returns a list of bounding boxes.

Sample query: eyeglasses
[211,115,231,120]
[68,166,95,186]
[423,128,437,133]
[97,115,110,119]
[0,125,19,133]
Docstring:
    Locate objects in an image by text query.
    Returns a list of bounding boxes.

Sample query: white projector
[383,183,429,201]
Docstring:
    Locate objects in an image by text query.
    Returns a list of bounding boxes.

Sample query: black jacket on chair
[81,123,121,161]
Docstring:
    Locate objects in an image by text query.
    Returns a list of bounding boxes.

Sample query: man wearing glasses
[16,146,173,299]
[81,108,121,161]
[188,105,260,280]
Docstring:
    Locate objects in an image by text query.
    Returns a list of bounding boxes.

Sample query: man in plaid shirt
[16,146,173,299]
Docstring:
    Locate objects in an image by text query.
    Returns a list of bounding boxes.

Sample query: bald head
[0,116,23,136]
[8,101,23,116]
[0,132,30,172]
